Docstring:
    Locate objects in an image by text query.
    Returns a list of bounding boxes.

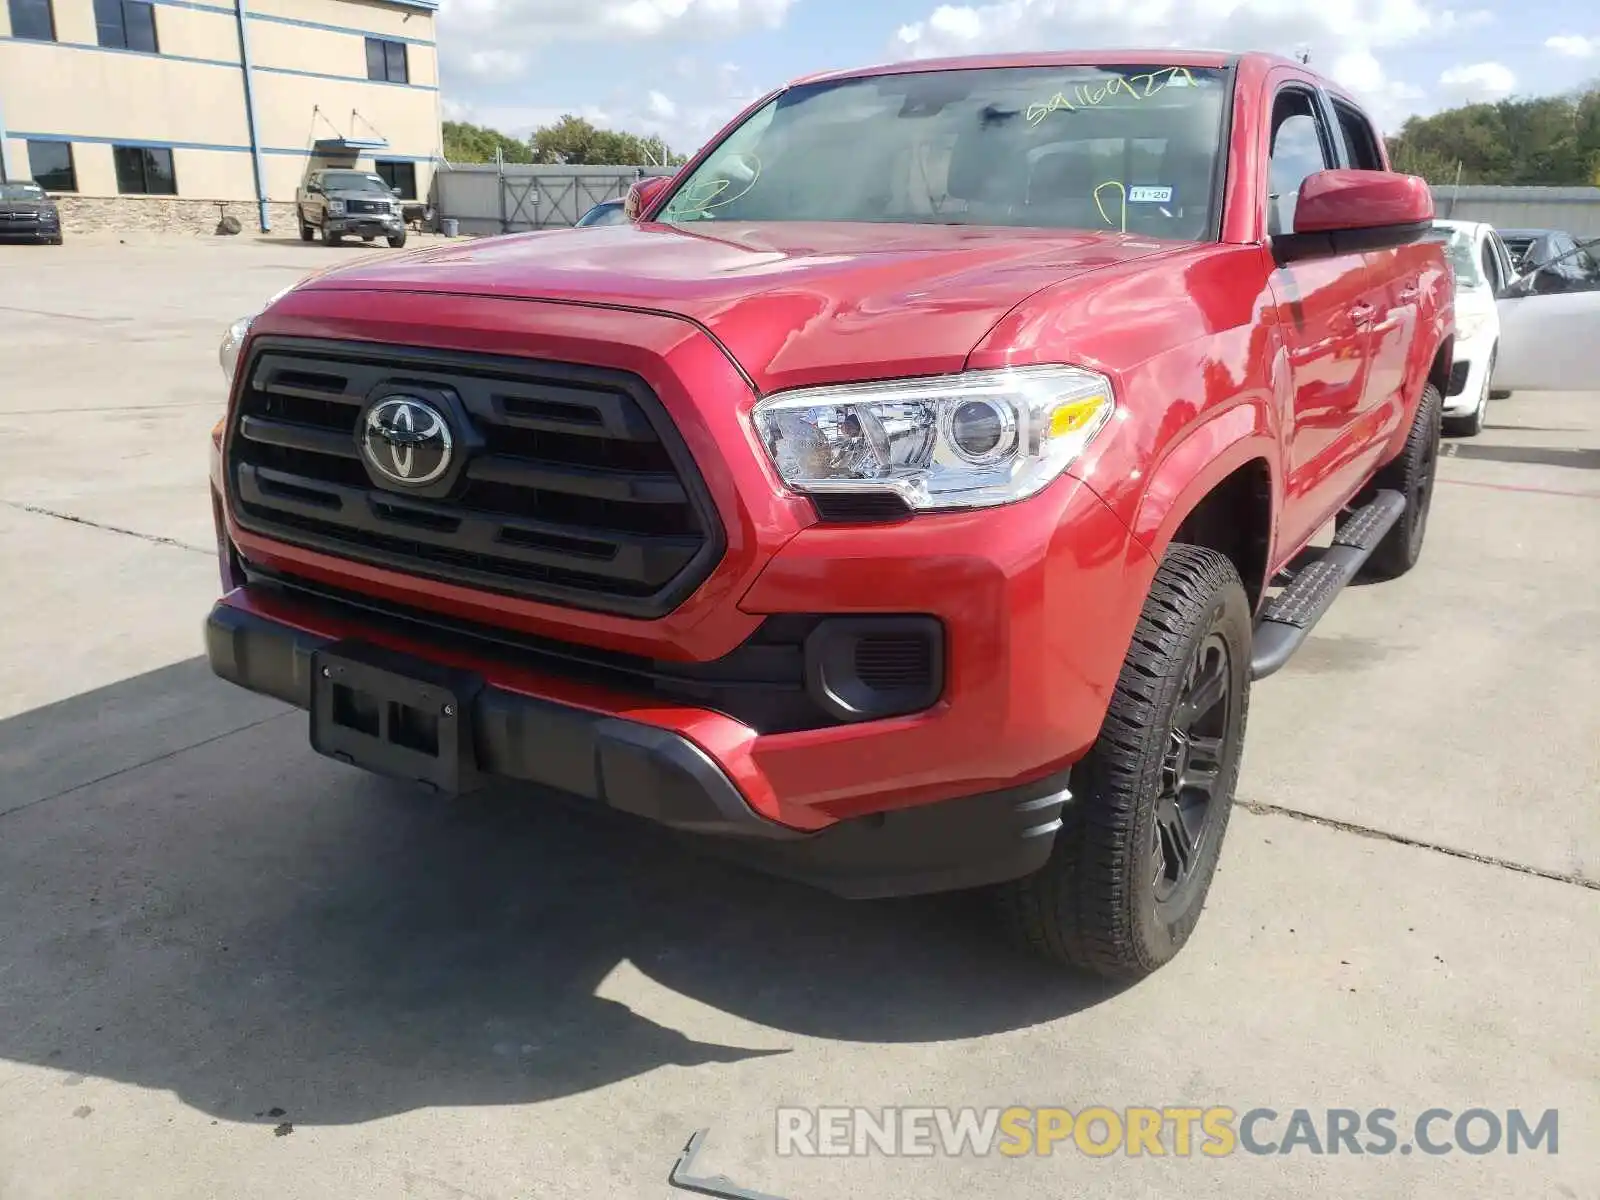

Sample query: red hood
[299,222,1184,393]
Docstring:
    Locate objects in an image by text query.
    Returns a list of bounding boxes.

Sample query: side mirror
[392,187,403,198]
[624,174,673,221]
[1274,169,1434,265]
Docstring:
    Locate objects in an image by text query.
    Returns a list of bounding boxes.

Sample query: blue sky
[434,0,1600,151]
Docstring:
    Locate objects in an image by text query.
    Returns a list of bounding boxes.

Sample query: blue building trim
[255,64,437,90]
[0,35,236,67]
[145,0,234,11]
[140,1,438,47]
[0,38,434,88]
[248,11,435,45]
[15,132,439,162]
[13,132,255,152]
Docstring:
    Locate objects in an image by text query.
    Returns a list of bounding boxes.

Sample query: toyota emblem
[361,396,453,486]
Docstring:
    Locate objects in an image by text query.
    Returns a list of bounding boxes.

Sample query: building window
[113,145,177,195]
[365,37,408,84]
[94,0,158,52]
[7,0,56,40]
[374,161,417,200]
[26,141,77,192]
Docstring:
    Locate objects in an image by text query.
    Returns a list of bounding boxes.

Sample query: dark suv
[295,170,407,247]
[0,180,64,245]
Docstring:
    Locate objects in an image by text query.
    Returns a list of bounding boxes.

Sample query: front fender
[1124,400,1279,562]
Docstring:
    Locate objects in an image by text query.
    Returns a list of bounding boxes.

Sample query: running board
[1250,489,1406,680]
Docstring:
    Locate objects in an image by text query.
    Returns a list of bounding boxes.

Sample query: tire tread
[997,545,1250,978]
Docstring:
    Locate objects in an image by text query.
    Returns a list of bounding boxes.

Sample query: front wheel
[387,231,407,249]
[320,223,340,245]
[996,545,1252,979]
[298,212,314,242]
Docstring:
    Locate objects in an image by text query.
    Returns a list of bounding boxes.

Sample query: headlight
[1454,310,1488,341]
[751,366,1115,511]
[219,316,253,387]
[327,199,346,215]
[219,283,299,385]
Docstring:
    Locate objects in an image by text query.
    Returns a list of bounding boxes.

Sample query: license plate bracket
[309,641,485,794]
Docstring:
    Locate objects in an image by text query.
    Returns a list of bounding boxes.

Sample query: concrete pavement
[1,239,1595,1200]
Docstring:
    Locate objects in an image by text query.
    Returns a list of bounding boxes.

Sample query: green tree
[443,120,533,164]
[529,115,686,166]
[1384,87,1600,185]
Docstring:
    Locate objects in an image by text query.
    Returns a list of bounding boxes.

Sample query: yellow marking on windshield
[664,155,762,219]
[1094,181,1128,233]
[1026,67,1197,126]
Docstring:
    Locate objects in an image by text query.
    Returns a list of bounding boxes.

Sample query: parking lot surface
[1,238,1596,1200]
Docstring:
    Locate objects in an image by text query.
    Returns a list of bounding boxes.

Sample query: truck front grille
[345,199,391,215]
[225,338,725,617]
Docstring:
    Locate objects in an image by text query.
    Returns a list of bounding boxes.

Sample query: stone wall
[56,196,299,237]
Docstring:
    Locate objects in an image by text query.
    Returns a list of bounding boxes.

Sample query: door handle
[1348,302,1376,325]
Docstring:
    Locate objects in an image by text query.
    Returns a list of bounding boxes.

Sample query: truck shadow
[1443,443,1600,471]
[0,659,1121,1128]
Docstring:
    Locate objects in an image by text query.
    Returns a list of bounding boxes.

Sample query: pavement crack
[1238,799,1598,891]
[0,712,294,823]
[0,304,126,323]
[2,501,212,555]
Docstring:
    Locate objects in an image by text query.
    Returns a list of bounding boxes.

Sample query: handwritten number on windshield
[1026,67,1197,126]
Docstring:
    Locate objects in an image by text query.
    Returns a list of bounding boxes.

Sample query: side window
[1478,237,1502,293]
[1267,89,1336,236]
[1332,101,1385,171]
[1487,234,1514,286]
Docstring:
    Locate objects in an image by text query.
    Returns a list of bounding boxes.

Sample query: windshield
[576,201,629,227]
[660,64,1229,239]
[1424,227,1485,290]
[322,172,391,193]
[0,182,47,202]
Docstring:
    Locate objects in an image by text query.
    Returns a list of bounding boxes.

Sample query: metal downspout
[0,94,14,182]
[233,0,271,232]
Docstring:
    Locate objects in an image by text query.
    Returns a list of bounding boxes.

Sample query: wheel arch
[1127,405,1279,611]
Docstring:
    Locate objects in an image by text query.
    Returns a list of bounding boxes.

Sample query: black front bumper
[204,602,1070,899]
[328,216,402,236]
[0,225,60,242]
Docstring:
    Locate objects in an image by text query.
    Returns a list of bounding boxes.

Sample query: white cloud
[1545,34,1598,59]
[1437,61,1516,104]
[437,0,794,97]
[887,0,1505,132]
[1329,49,1426,135]
[443,60,759,157]
[460,49,528,80]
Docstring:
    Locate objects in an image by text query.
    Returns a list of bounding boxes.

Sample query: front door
[1265,85,1376,555]
[1496,285,1600,392]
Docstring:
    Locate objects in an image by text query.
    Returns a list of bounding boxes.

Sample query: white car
[1423,219,1520,436]
[1493,234,1600,396]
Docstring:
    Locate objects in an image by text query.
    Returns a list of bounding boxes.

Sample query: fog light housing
[804,616,944,722]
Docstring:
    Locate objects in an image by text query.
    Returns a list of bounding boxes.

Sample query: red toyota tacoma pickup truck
[206,51,1452,979]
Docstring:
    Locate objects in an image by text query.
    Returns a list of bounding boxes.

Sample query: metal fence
[1430,186,1600,237]
[432,170,1600,239]
[432,164,674,236]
